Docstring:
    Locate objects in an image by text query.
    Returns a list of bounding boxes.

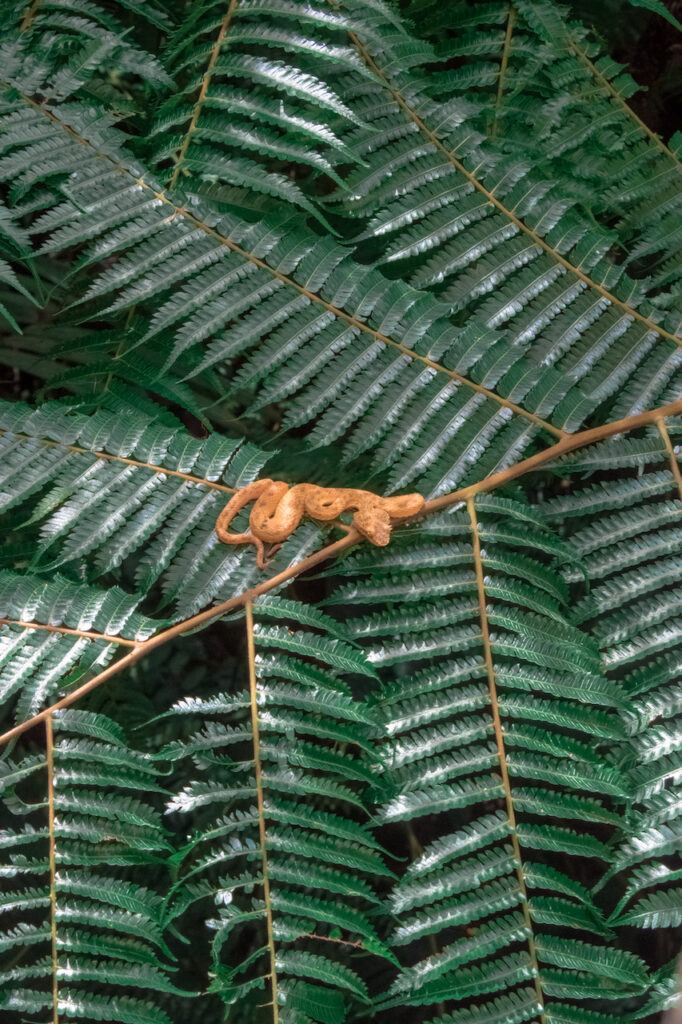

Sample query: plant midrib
[12,91,566,440]
[343,25,682,352]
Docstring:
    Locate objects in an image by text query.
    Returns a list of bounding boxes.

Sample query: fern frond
[0,397,332,728]
[326,2,682,427]
[0,708,179,1024]
[0,77,597,495]
[542,417,682,943]
[2,0,172,106]
[0,398,282,620]
[0,569,156,726]
[164,597,389,1020]
[147,0,370,221]
[327,493,641,1017]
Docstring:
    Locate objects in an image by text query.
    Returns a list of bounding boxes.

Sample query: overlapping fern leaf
[1,0,172,105]
[0,707,178,1024]
[0,570,158,727]
[0,65,596,496]
[323,1,682,424]
[497,0,682,314]
[147,0,374,222]
[161,596,391,1022]
[399,0,682,369]
[0,397,331,728]
[324,493,648,1020]
[542,419,682,942]
[0,200,38,331]
[0,2,680,1022]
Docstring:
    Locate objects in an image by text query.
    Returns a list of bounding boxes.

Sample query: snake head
[353,506,392,546]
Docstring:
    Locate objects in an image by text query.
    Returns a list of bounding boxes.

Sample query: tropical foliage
[0,1,681,1023]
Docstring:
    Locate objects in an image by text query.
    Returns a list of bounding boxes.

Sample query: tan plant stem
[467,496,545,1021]
[345,29,682,352]
[20,0,40,31]
[656,417,682,501]
[0,532,361,746]
[492,5,516,137]
[168,0,240,189]
[0,621,138,646]
[422,396,682,515]
[245,598,279,1022]
[4,396,682,746]
[46,713,59,1024]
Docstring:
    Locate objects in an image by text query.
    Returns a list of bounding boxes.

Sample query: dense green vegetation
[0,1,681,1022]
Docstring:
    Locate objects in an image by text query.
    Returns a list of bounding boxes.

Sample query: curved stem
[0,531,361,746]
[656,417,682,500]
[4,396,682,747]
[422,395,682,514]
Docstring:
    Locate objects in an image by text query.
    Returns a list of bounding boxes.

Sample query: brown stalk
[467,496,546,1020]
[492,5,516,137]
[0,620,139,647]
[568,37,682,172]
[421,396,682,514]
[46,713,59,1024]
[245,598,279,1023]
[657,417,682,501]
[20,0,40,31]
[168,0,240,189]
[0,429,235,495]
[3,396,682,746]
[0,532,360,746]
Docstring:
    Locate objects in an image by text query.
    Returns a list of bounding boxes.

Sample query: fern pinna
[161,598,388,1021]
[0,1,681,1023]
[543,419,682,1017]
[324,493,646,1021]
[0,708,177,1024]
